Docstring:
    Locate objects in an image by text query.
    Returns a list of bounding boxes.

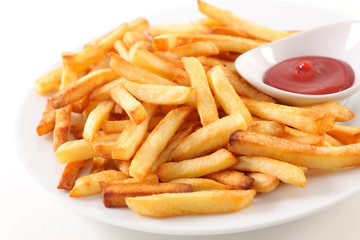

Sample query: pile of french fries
[35,0,360,218]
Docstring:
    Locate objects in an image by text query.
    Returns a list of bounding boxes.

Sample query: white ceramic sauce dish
[235,21,360,106]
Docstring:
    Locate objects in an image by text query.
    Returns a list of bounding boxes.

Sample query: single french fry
[113,160,132,176]
[87,79,122,101]
[207,65,252,125]
[110,83,147,125]
[120,78,193,105]
[34,67,62,95]
[234,156,307,188]
[197,0,290,41]
[110,173,159,184]
[56,139,98,164]
[69,170,128,197]
[130,106,192,181]
[212,26,254,38]
[53,106,72,151]
[171,112,246,161]
[158,148,238,182]
[89,157,109,174]
[152,34,178,51]
[89,54,111,73]
[170,178,230,191]
[112,103,157,160]
[248,120,284,137]
[102,182,192,207]
[123,31,149,48]
[205,169,254,190]
[57,160,87,190]
[283,134,325,146]
[92,141,116,160]
[191,17,222,27]
[83,101,114,142]
[302,102,354,122]
[114,40,129,61]
[109,53,177,86]
[51,69,119,109]
[197,56,237,74]
[72,96,91,113]
[182,57,218,126]
[102,120,129,134]
[125,189,256,217]
[327,124,360,144]
[36,99,56,136]
[155,41,219,59]
[129,47,190,86]
[151,122,198,173]
[246,172,280,193]
[241,97,334,135]
[228,130,360,169]
[149,23,212,36]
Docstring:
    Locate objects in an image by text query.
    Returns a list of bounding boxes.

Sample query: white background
[2,0,360,239]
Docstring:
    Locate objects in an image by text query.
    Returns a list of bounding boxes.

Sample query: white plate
[16,0,360,235]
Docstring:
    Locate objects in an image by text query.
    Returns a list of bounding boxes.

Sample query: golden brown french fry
[34,67,62,95]
[51,69,119,109]
[191,17,222,27]
[248,120,284,137]
[246,172,280,193]
[130,107,192,181]
[113,160,132,176]
[92,141,116,160]
[109,52,177,86]
[129,47,190,86]
[112,103,157,160]
[89,157,109,174]
[158,148,238,182]
[234,156,307,188]
[171,112,246,161]
[101,120,129,134]
[149,23,212,36]
[89,54,111,73]
[120,78,193,105]
[207,65,252,125]
[87,79,122,101]
[110,83,147,125]
[125,189,256,217]
[123,31,149,48]
[241,97,334,135]
[53,106,72,151]
[170,178,230,191]
[36,99,56,136]
[151,122,198,173]
[83,101,115,142]
[302,102,354,122]
[155,41,219,59]
[56,139,99,164]
[197,0,290,41]
[197,56,237,74]
[152,34,179,51]
[110,173,159,184]
[72,96,91,113]
[228,130,360,169]
[148,115,164,132]
[102,182,192,207]
[113,40,129,61]
[69,170,128,197]
[327,124,360,144]
[205,169,254,190]
[212,26,254,38]
[57,160,87,190]
[182,57,218,126]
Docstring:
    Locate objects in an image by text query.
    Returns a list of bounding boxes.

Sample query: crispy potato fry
[113,40,129,61]
[101,120,128,134]
[152,34,178,51]
[102,182,192,207]
[113,160,132,176]
[110,83,147,125]
[36,99,56,136]
[228,130,360,169]
[111,173,159,184]
[51,69,119,109]
[212,26,254,38]
[53,106,72,151]
[112,103,157,160]
[56,139,98,164]
[207,65,252,124]
[72,96,91,113]
[120,78,193,105]
[70,170,128,197]
[170,178,230,191]
[302,102,354,122]
[109,53,177,86]
[327,124,360,144]
[129,47,190,86]
[89,54,111,73]
[125,189,256,217]
[197,56,237,74]
[242,97,334,135]
[83,101,114,142]
[205,169,254,190]
[246,172,280,193]
[34,67,62,95]
[130,107,192,181]
[234,156,307,188]
[89,157,109,174]
[149,23,212,36]
[198,0,290,41]
[182,57,218,126]
[158,148,238,182]
[123,31,149,48]
[171,112,246,161]
[87,79,122,101]
[92,141,116,160]
[57,160,87,190]
[248,120,284,137]
[155,41,219,59]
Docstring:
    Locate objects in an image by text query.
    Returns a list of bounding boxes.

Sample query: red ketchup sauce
[263,56,354,95]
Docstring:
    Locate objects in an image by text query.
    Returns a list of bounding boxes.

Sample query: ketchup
[263,56,354,95]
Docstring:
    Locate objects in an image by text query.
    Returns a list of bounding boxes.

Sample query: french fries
[35,0,360,219]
